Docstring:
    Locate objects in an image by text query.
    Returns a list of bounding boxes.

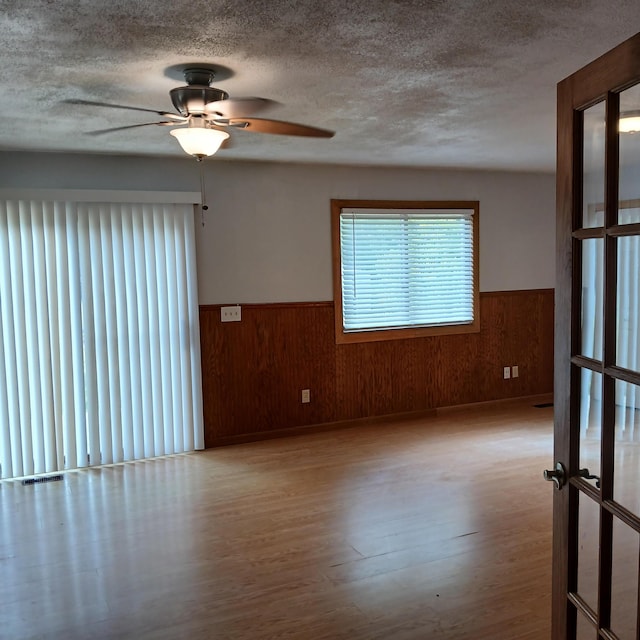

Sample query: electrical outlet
[301,389,311,404]
[221,305,242,322]
[512,365,519,378]
[503,366,511,379]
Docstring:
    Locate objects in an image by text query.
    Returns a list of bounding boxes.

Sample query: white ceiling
[1,1,639,171]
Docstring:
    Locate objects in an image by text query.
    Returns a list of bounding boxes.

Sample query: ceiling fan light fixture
[170,126,229,158]
[619,110,640,133]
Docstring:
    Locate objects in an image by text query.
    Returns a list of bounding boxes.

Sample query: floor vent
[22,474,64,486]
[534,402,554,408]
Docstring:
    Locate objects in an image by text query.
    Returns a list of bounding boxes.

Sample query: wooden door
[553,32,640,639]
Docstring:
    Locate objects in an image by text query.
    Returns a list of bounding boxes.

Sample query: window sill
[335,318,481,344]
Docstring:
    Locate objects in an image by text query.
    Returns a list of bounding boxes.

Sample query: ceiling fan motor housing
[170,68,229,116]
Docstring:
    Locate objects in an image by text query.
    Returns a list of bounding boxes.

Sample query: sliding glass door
[0,198,204,479]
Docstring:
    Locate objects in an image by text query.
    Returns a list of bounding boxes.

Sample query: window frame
[331,199,480,344]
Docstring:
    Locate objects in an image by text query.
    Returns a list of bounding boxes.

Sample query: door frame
[554,32,640,638]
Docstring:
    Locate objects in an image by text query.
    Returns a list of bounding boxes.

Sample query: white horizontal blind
[339,209,475,331]
[0,199,204,480]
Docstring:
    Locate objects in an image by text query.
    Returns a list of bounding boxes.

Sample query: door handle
[543,462,567,489]
[578,468,601,489]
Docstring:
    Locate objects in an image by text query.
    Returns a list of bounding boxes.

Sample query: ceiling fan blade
[227,117,334,138]
[86,121,178,136]
[220,135,234,150]
[204,97,277,118]
[64,99,187,121]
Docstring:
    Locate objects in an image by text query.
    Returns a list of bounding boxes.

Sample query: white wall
[0,152,555,304]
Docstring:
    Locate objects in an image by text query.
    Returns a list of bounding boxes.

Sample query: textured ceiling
[0,1,639,171]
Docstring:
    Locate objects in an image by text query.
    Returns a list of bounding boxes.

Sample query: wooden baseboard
[436,392,554,414]
[208,393,554,447]
[208,409,436,447]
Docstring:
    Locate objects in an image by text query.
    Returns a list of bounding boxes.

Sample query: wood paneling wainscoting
[200,289,554,447]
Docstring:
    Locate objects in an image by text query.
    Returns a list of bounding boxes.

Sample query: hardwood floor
[1,397,554,639]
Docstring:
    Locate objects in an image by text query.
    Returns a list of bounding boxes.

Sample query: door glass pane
[614,379,640,514]
[616,236,640,370]
[583,101,606,228]
[619,83,640,223]
[610,516,639,638]
[577,492,600,612]
[618,202,640,224]
[581,239,604,361]
[576,610,597,639]
[580,369,602,485]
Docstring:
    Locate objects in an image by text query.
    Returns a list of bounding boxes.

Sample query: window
[331,199,479,344]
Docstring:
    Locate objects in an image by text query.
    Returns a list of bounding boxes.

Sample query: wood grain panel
[200,290,554,446]
[200,303,336,447]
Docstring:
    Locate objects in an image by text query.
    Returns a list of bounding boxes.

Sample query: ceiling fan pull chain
[199,160,208,225]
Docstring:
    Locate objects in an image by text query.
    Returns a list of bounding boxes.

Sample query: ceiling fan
[66,67,335,160]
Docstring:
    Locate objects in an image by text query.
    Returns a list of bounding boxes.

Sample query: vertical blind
[0,199,204,480]
[339,209,475,331]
